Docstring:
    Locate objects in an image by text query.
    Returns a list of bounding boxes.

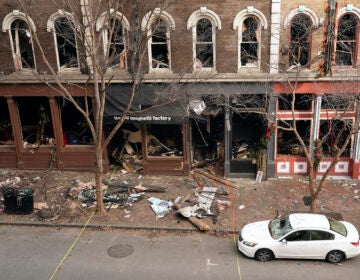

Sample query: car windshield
[269,215,294,239]
[328,217,347,236]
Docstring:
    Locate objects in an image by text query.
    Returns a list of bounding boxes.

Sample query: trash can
[2,187,34,214]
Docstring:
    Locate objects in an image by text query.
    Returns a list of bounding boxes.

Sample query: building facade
[1,0,360,178]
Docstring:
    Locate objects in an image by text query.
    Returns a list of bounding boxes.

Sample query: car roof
[289,213,330,230]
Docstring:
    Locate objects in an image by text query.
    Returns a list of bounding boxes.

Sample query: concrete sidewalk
[1,170,360,234]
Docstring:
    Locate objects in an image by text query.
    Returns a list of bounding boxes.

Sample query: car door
[306,230,335,258]
[273,230,313,258]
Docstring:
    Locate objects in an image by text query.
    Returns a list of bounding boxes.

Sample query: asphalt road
[0,226,359,280]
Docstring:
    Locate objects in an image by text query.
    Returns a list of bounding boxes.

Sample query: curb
[0,221,237,235]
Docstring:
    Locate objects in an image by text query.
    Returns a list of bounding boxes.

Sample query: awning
[104,84,188,124]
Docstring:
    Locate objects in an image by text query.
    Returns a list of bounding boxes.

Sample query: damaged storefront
[187,83,273,179]
[0,84,104,171]
[104,84,190,176]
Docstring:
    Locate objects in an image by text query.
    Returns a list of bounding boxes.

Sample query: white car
[238,213,360,263]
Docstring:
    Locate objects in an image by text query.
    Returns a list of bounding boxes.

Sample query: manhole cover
[108,244,134,258]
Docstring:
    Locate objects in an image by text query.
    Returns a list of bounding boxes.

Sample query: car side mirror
[281,239,287,244]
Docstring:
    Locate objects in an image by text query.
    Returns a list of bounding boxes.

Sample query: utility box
[2,187,34,214]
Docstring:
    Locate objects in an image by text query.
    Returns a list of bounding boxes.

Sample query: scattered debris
[147,197,173,219]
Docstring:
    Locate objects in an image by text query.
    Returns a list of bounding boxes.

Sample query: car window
[310,230,335,241]
[328,217,347,236]
[270,215,294,239]
[285,230,310,242]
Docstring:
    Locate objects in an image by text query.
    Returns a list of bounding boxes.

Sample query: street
[0,226,359,280]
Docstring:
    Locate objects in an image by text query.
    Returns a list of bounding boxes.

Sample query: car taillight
[351,241,359,247]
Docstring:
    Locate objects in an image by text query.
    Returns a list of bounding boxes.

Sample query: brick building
[1,0,360,178]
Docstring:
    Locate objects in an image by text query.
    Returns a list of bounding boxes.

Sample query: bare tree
[16,0,181,213]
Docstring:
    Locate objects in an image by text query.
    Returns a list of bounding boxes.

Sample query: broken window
[336,14,358,66]
[321,94,354,110]
[9,19,35,70]
[278,94,313,110]
[146,124,183,156]
[55,17,78,70]
[289,14,311,67]
[107,17,126,69]
[277,120,311,156]
[240,17,259,67]
[0,98,14,146]
[58,97,93,145]
[16,97,54,145]
[319,119,351,157]
[195,18,214,68]
[150,18,170,69]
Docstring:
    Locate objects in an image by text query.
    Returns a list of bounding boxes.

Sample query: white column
[270,0,281,74]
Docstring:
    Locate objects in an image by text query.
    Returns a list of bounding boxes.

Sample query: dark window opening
[241,17,259,66]
[289,14,311,66]
[336,14,358,66]
[319,119,351,157]
[277,120,311,156]
[10,19,35,70]
[278,94,312,110]
[232,113,266,159]
[16,97,54,145]
[108,18,126,68]
[59,97,93,145]
[151,18,169,69]
[191,114,224,163]
[321,94,355,110]
[0,98,14,146]
[195,18,213,68]
[55,17,78,69]
[146,124,183,156]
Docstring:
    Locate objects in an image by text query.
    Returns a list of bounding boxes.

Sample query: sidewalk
[1,169,360,234]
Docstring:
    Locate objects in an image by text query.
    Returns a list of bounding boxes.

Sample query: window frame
[335,13,359,67]
[187,7,221,72]
[2,10,37,71]
[96,10,130,70]
[47,11,80,72]
[142,8,175,73]
[288,14,313,68]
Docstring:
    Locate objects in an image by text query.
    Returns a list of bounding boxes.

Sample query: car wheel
[255,249,274,262]
[326,250,344,264]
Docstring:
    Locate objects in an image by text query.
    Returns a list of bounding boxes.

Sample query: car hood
[241,220,273,242]
[341,221,360,240]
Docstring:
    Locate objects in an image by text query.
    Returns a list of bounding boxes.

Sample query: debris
[193,169,239,189]
[147,197,173,219]
[173,201,210,231]
[239,205,246,210]
[34,202,48,210]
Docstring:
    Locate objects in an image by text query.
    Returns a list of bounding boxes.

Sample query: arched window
[336,13,359,66]
[195,18,214,68]
[289,14,312,67]
[142,9,175,71]
[233,7,267,69]
[240,16,259,67]
[96,10,129,69]
[54,17,78,70]
[150,18,170,69]
[187,7,221,71]
[2,11,36,71]
[47,11,79,71]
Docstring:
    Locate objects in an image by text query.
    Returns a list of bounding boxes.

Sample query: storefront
[0,83,105,171]
[104,84,190,175]
[274,81,360,178]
